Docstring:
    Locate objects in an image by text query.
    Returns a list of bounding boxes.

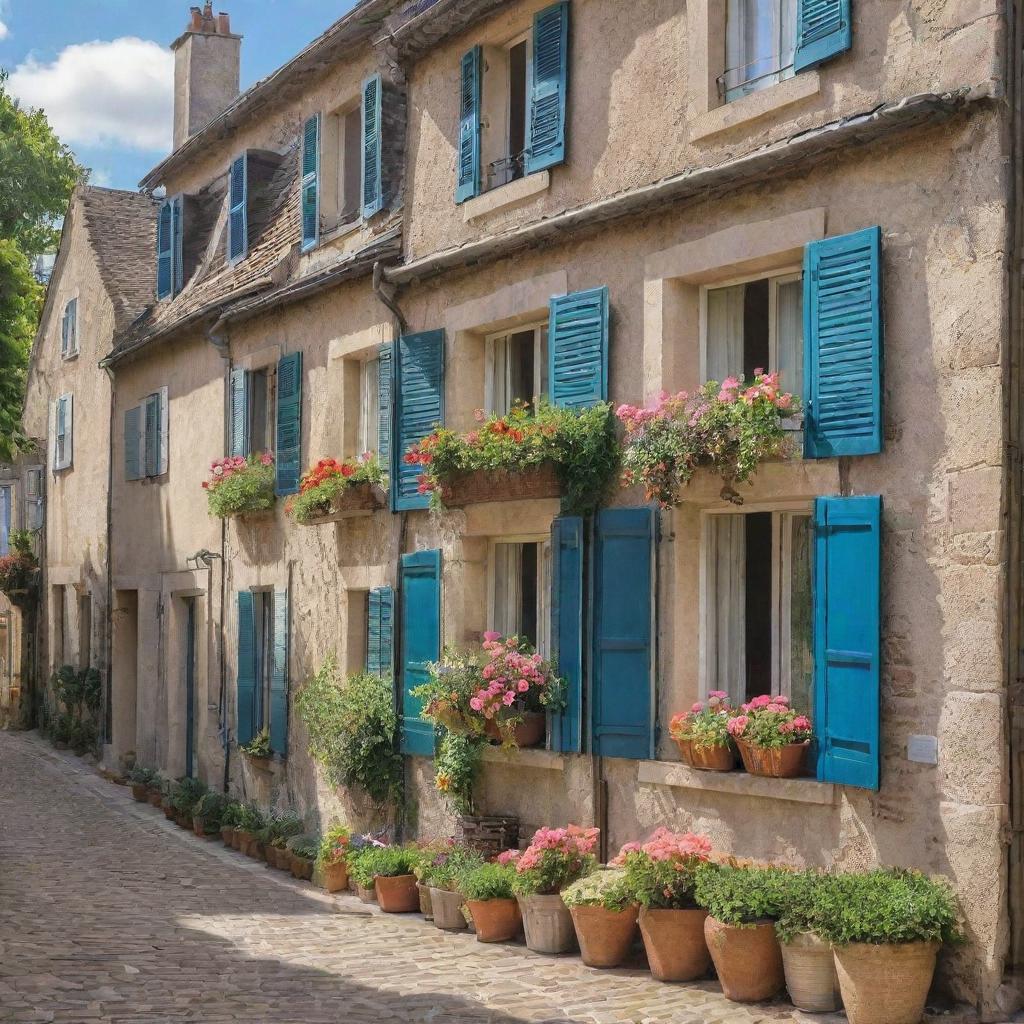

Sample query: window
[248,367,275,456]
[723,0,797,102]
[346,590,369,674]
[703,506,813,713]
[0,485,11,556]
[24,467,43,532]
[237,587,289,755]
[480,33,531,191]
[321,104,363,232]
[52,394,73,471]
[485,323,548,415]
[358,357,380,455]
[124,388,168,480]
[489,538,551,656]
[61,298,78,358]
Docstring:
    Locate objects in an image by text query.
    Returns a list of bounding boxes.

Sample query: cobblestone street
[0,732,801,1024]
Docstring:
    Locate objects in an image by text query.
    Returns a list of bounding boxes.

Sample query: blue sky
[0,1,358,191]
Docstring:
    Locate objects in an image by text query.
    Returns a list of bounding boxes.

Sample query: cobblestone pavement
[0,731,801,1024]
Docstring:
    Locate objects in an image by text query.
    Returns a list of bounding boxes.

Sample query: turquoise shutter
[361,74,383,218]
[275,351,302,495]
[550,516,584,752]
[156,201,173,299]
[366,586,394,678]
[803,226,882,458]
[814,495,881,790]
[236,591,257,746]
[592,507,656,759]
[143,394,160,478]
[270,588,289,756]
[377,342,393,465]
[171,196,184,295]
[794,0,852,72]
[124,407,142,481]
[229,367,249,457]
[301,114,320,250]
[525,1,569,175]
[399,550,441,755]
[549,286,609,408]
[455,47,481,203]
[0,487,10,557]
[228,155,248,262]
[392,329,445,511]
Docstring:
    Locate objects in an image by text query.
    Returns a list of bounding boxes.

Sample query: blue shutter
[814,495,881,790]
[803,226,882,458]
[794,0,852,72]
[592,507,656,759]
[143,394,160,478]
[526,1,569,175]
[392,329,445,511]
[367,586,394,678]
[171,196,184,295]
[550,516,583,752]
[377,342,393,466]
[124,407,142,481]
[228,155,248,263]
[549,286,609,408]
[275,352,302,495]
[270,588,289,756]
[236,591,257,746]
[361,74,383,218]
[156,201,173,299]
[229,367,250,457]
[0,487,10,557]
[399,550,441,756]
[455,47,481,203]
[301,114,320,250]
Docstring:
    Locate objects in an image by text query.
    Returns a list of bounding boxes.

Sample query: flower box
[298,482,386,524]
[438,463,561,507]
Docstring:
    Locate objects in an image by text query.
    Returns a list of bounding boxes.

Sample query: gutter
[384,87,988,287]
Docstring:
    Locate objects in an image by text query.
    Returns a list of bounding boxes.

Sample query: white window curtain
[724,0,797,101]
[780,512,814,713]
[492,542,524,638]
[706,515,746,703]
[706,284,746,384]
[774,277,803,399]
[360,358,380,455]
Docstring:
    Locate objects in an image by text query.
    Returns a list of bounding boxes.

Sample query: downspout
[102,363,116,760]
[373,261,408,336]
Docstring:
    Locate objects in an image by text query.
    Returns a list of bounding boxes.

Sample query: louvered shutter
[592,507,656,760]
[171,196,184,295]
[814,495,881,790]
[0,487,10,557]
[228,155,248,263]
[549,286,609,408]
[455,47,481,203]
[55,394,73,471]
[156,201,173,299]
[377,342,393,466]
[124,406,143,481]
[269,588,289,756]
[550,516,584,752]
[158,385,169,475]
[361,74,383,218]
[24,468,43,531]
[236,591,257,746]
[366,586,394,678]
[794,0,852,72]
[229,367,250,457]
[143,394,160,478]
[301,114,320,250]
[392,329,444,511]
[275,352,302,495]
[60,304,69,357]
[803,226,882,458]
[399,550,441,756]
[526,2,570,175]
[67,299,77,355]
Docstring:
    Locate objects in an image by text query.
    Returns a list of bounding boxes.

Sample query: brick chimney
[171,4,242,149]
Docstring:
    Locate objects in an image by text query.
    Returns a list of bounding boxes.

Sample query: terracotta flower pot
[147,788,164,808]
[636,906,711,981]
[192,815,205,838]
[417,882,434,919]
[220,825,233,846]
[321,861,349,893]
[833,941,939,1024]
[468,898,522,943]
[290,854,314,880]
[247,839,266,862]
[430,887,468,930]
[736,739,809,778]
[162,801,175,820]
[517,894,577,954]
[236,829,254,855]
[131,783,149,802]
[781,932,842,1012]
[354,881,377,903]
[704,916,785,1002]
[570,904,640,968]
[375,874,419,913]
[230,828,243,851]
[674,739,735,772]
[484,710,546,748]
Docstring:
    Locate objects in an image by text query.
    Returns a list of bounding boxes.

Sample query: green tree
[0,241,41,459]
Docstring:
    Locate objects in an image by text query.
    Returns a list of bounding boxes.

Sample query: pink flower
[496,849,520,865]
[502,692,516,707]
[483,631,501,643]
[259,452,274,466]
[469,697,483,711]
[517,680,529,693]
[690,702,703,713]
[727,715,749,738]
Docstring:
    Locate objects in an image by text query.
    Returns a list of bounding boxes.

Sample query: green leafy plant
[612,829,713,910]
[288,835,320,861]
[204,453,275,518]
[127,765,156,787]
[194,792,227,830]
[505,826,600,896]
[420,843,485,891]
[727,694,812,749]
[346,843,388,888]
[0,529,38,596]
[263,811,305,848]
[459,862,517,902]
[295,658,402,808]
[316,823,351,868]
[170,777,208,815]
[356,845,422,880]
[69,719,96,754]
[240,726,272,759]
[561,868,635,911]
[237,803,266,834]
[693,862,788,926]
[285,454,387,523]
[434,733,485,816]
[669,692,734,750]
[220,801,244,829]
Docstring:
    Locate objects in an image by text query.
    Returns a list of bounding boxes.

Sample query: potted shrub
[774,870,842,1012]
[561,868,638,969]
[460,862,522,943]
[288,836,319,881]
[316,824,352,893]
[694,863,787,1003]
[240,726,273,769]
[363,847,421,913]
[263,812,304,870]
[613,829,713,980]
[726,695,812,778]
[285,455,387,524]
[0,529,39,603]
[669,692,735,772]
[127,765,155,802]
[617,373,798,507]
[237,803,266,858]
[422,844,485,931]
[508,825,599,954]
[171,777,208,829]
[193,792,226,838]
[147,774,165,808]
[819,869,961,1024]
[347,836,389,902]
[219,801,243,846]
[204,452,275,519]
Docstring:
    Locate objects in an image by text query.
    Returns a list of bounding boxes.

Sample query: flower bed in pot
[669,693,735,772]
[419,843,484,931]
[460,863,522,943]
[286,455,387,524]
[561,869,638,968]
[288,837,319,881]
[203,453,276,519]
[350,845,420,913]
[727,695,812,778]
[438,463,562,507]
[316,825,351,893]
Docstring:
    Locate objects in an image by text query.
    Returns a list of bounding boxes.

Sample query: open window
[485,323,548,415]
[320,102,364,232]
[722,0,797,102]
[480,32,531,191]
[489,538,551,656]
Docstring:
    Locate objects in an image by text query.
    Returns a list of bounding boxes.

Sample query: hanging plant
[285,454,387,523]
[203,452,275,518]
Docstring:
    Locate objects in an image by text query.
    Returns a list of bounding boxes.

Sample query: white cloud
[0,22,9,41]
[8,37,173,152]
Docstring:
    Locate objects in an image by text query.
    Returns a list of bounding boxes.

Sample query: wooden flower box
[298,483,387,525]
[438,463,561,507]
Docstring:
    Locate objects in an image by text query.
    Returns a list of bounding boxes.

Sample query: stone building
[25,0,1024,1016]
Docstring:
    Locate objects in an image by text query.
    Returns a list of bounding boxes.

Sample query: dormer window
[156,197,183,300]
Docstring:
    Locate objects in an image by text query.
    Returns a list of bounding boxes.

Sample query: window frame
[484,319,549,415]
[722,0,798,104]
[250,588,275,734]
[61,297,79,359]
[486,533,552,657]
[245,364,277,458]
[357,356,381,457]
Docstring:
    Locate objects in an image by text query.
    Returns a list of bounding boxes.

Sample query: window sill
[320,217,363,246]
[481,744,565,772]
[61,352,79,362]
[462,170,550,223]
[690,71,819,142]
[637,759,836,805]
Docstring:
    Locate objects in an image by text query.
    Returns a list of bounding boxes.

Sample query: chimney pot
[217,12,230,34]
[189,6,202,30]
